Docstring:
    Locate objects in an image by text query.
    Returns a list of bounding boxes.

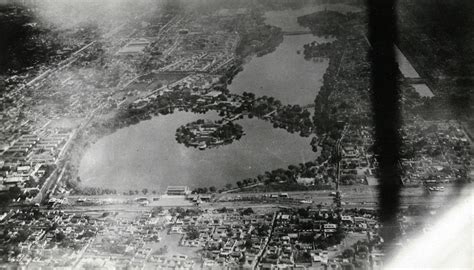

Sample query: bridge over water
[282,30,312,36]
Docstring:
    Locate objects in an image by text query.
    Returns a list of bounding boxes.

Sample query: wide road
[47,183,472,214]
[216,183,472,209]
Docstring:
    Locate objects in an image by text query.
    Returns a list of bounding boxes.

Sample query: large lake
[79,111,316,191]
[228,34,330,105]
[79,6,338,191]
[227,5,359,105]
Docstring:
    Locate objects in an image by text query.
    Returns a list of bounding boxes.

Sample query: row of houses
[1,131,71,165]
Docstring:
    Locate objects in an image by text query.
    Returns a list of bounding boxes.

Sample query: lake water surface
[228,34,330,105]
[79,111,316,191]
[227,6,357,105]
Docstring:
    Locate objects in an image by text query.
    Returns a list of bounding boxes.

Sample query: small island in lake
[176,119,245,150]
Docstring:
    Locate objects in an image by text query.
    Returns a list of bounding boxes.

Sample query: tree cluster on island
[175,119,244,149]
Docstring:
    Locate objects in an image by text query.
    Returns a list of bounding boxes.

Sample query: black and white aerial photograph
[0,0,472,269]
